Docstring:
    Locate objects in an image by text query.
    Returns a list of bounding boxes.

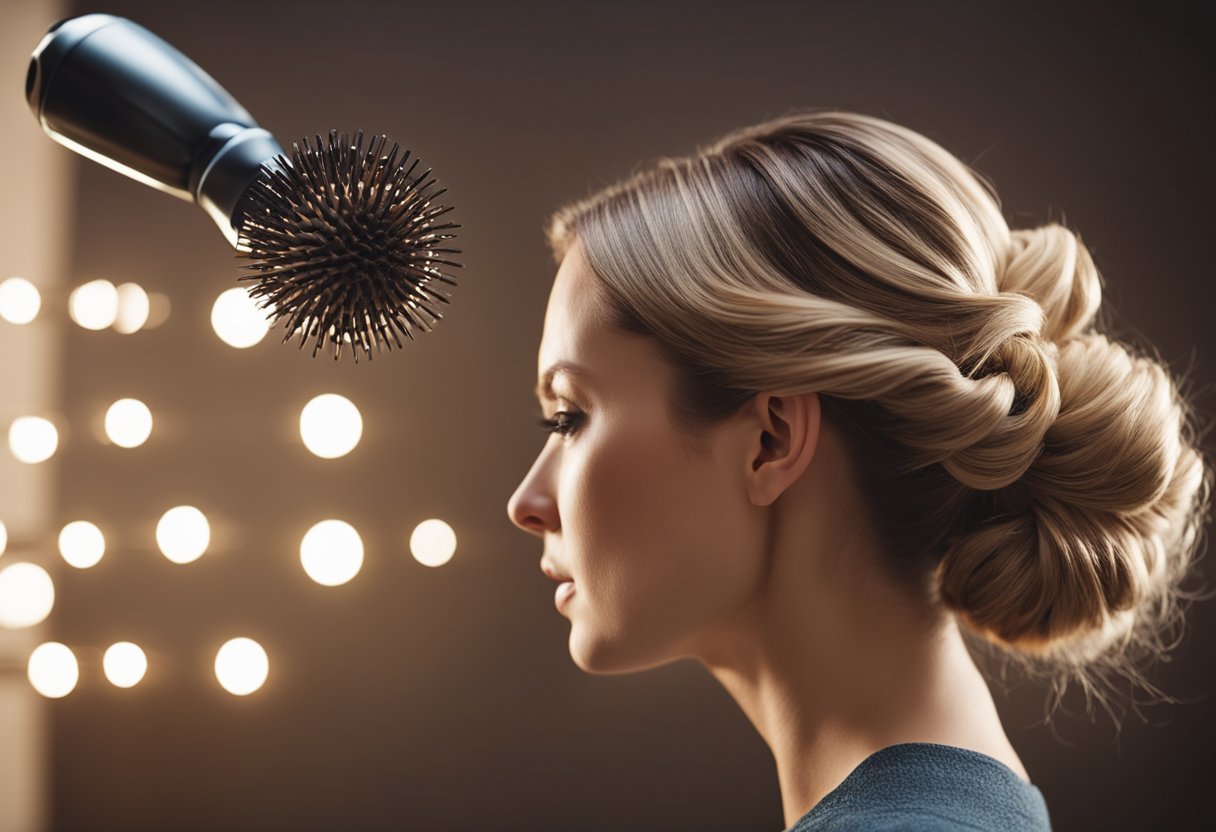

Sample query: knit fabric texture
[784,742,1052,831]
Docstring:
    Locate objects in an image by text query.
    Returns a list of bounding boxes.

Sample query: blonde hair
[545,108,1213,724]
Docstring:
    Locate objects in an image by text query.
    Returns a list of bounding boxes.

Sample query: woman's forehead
[546,240,604,321]
[538,245,607,369]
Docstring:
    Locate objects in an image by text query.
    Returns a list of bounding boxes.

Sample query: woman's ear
[746,391,821,507]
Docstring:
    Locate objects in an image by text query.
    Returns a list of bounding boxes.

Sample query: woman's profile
[506,109,1212,831]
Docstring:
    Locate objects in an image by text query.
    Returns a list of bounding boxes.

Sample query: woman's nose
[507,468,557,537]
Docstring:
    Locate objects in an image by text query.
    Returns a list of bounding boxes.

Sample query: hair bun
[998,224,1102,343]
[938,330,1209,663]
[945,330,1059,490]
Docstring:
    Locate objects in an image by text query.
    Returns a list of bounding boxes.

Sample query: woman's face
[506,239,767,674]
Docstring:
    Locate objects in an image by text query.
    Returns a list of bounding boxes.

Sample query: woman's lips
[555,580,576,612]
[541,560,576,612]
[541,559,573,583]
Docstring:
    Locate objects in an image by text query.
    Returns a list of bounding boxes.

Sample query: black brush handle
[26,13,286,246]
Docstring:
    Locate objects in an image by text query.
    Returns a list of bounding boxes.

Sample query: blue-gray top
[785,742,1052,831]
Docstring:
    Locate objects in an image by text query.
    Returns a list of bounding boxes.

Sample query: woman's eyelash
[536,411,583,437]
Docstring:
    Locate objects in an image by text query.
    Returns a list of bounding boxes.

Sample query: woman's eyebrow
[535,361,587,402]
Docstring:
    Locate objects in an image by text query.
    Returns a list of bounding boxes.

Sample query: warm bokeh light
[0,277,41,324]
[214,637,268,696]
[104,398,153,448]
[69,279,119,330]
[28,642,79,698]
[103,642,148,688]
[299,519,364,586]
[410,519,457,567]
[8,416,58,463]
[144,291,171,330]
[211,287,270,348]
[156,506,210,564]
[114,282,151,334]
[299,394,363,459]
[0,562,55,628]
[0,519,7,557]
[58,520,105,569]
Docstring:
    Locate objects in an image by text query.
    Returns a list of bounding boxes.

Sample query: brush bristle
[234,129,462,362]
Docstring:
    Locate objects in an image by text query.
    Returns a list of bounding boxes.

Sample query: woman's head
[509,108,1213,712]
[508,234,841,675]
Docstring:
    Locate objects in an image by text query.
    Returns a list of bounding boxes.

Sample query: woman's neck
[689,470,1025,827]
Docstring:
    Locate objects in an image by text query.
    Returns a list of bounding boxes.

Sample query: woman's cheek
[598,440,689,611]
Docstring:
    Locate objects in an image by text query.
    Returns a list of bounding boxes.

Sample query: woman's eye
[536,411,583,437]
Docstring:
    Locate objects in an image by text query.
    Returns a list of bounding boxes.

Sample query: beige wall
[0,1,70,830]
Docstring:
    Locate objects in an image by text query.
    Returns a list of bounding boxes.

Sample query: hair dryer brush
[26,13,461,362]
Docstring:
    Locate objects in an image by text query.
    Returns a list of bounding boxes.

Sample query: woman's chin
[568,627,676,676]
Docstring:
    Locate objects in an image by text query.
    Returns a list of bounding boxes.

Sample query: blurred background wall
[1,1,68,830]
[0,1,1212,830]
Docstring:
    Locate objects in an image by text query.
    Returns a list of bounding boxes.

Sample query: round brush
[26,13,461,362]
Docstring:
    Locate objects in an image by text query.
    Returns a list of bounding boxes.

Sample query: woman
[506,109,1211,831]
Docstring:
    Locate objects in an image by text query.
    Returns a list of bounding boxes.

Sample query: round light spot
[103,642,147,688]
[28,642,78,698]
[0,277,41,324]
[214,637,268,696]
[0,519,7,557]
[8,416,58,463]
[144,291,171,330]
[58,521,105,569]
[211,287,269,348]
[114,282,150,334]
[300,519,364,586]
[299,394,362,459]
[0,562,54,628]
[156,506,210,564]
[104,398,153,448]
[410,519,457,567]
[69,279,119,330]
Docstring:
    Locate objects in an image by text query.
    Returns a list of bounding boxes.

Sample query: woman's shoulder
[784,742,1052,832]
